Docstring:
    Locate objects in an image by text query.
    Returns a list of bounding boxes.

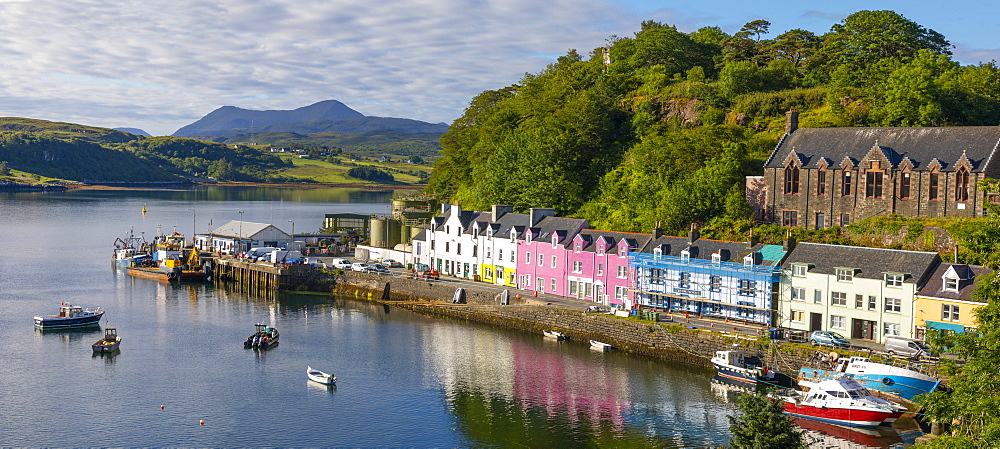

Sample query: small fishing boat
[542,330,566,340]
[34,303,104,329]
[307,366,337,385]
[782,376,906,428]
[92,328,121,353]
[711,347,779,385]
[590,340,613,351]
[244,323,279,349]
[799,355,940,402]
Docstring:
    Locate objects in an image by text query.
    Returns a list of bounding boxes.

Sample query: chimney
[783,229,797,252]
[652,221,663,239]
[785,109,799,134]
[529,207,556,226]
[491,205,513,221]
[746,229,758,249]
[688,223,699,244]
[440,203,451,214]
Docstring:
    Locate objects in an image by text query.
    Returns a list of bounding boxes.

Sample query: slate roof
[917,263,992,302]
[211,220,280,238]
[576,229,654,252]
[765,127,1000,172]
[639,236,760,262]
[529,216,590,244]
[782,242,941,284]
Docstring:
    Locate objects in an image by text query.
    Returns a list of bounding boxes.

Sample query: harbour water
[0,187,908,447]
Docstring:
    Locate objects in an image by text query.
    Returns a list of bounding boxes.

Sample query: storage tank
[385,218,402,248]
[400,224,412,245]
[369,217,387,248]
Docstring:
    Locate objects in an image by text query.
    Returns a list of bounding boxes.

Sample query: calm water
[0,187,903,447]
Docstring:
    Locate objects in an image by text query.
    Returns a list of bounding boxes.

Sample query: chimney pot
[785,109,799,134]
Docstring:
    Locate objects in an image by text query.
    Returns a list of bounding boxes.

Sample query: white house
[194,220,292,255]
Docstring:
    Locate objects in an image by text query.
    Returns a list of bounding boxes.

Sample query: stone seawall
[333,273,819,374]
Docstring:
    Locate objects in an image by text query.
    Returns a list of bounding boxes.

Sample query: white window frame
[884,322,901,336]
[791,287,805,301]
[550,278,557,292]
[790,310,805,323]
[942,304,960,322]
[836,268,854,282]
[792,264,807,277]
[597,264,603,276]
[525,252,531,264]
[885,273,904,288]
[551,255,557,268]
[944,277,959,292]
[884,297,901,313]
[831,291,847,306]
[537,277,544,292]
[830,315,846,329]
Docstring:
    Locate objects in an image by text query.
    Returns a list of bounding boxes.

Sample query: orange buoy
[160,405,165,410]
[199,420,205,425]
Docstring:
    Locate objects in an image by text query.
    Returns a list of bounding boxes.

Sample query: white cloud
[0,0,639,135]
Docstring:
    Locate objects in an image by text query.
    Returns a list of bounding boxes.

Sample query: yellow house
[914,263,991,339]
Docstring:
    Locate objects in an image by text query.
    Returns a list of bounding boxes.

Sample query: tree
[0,160,9,176]
[727,392,803,448]
[770,29,821,68]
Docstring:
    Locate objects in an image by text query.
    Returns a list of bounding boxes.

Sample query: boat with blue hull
[799,355,940,402]
[34,304,104,329]
[711,348,779,386]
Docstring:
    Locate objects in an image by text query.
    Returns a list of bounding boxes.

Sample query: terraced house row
[412,204,990,343]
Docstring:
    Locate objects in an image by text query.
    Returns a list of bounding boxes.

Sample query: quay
[212,258,315,293]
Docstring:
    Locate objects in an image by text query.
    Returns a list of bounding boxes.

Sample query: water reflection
[35,326,103,343]
[793,417,904,448]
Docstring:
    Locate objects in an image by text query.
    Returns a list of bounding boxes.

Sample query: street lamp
[238,211,244,254]
[288,220,295,239]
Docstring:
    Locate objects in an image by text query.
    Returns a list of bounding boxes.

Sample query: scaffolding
[629,252,781,325]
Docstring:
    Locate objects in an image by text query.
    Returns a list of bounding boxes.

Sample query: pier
[212,258,314,294]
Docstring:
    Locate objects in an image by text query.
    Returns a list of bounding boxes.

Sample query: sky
[0,0,997,137]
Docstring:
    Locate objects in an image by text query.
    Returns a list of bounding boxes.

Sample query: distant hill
[114,127,151,136]
[205,116,448,137]
[173,100,364,137]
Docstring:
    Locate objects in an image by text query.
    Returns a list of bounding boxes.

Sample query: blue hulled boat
[799,356,939,402]
[711,348,780,385]
[34,304,104,329]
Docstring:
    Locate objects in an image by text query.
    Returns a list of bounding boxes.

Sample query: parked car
[884,336,929,359]
[809,330,851,348]
[303,257,327,269]
[412,263,439,280]
[350,262,370,272]
[368,263,389,274]
[330,258,352,269]
[381,259,403,268]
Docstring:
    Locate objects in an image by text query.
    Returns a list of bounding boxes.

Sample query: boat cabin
[59,306,84,317]
[713,350,764,369]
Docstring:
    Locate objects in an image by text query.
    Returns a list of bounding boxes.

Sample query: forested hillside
[427,10,1000,235]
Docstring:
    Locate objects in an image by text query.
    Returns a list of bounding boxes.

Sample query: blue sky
[0,0,995,136]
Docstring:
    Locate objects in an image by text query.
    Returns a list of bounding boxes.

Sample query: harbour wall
[332,272,817,374]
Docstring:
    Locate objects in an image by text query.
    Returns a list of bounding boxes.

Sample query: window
[510,252,514,263]
[816,212,825,229]
[885,274,904,287]
[485,247,490,258]
[792,265,807,277]
[942,304,960,322]
[868,295,877,310]
[710,276,722,292]
[445,242,450,252]
[538,254,543,266]
[584,283,592,298]
[597,264,603,276]
[549,278,557,291]
[522,275,531,287]
[855,294,864,308]
[784,164,800,194]
[929,172,939,200]
[944,276,959,292]
[831,292,847,306]
[525,252,531,264]
[865,169,884,198]
[535,278,544,292]
[472,246,477,257]
[817,169,827,195]
[840,214,850,226]
[956,167,970,202]
[574,242,581,252]
[836,268,853,282]
[456,244,461,255]
[791,310,805,322]
[679,272,691,288]
[900,172,911,199]
[572,260,582,273]
[884,323,900,337]
[497,249,502,260]
[615,286,627,301]
[619,246,627,257]
[814,289,823,304]
[792,287,805,301]
[551,255,557,268]
[617,266,627,278]
[569,281,578,296]
[738,280,756,296]
[884,297,901,313]
[597,245,605,256]
[712,252,721,264]
[782,210,798,227]
[681,249,690,262]
[830,315,846,329]
[842,171,852,196]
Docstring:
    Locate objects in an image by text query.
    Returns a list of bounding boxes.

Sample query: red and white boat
[782,376,906,428]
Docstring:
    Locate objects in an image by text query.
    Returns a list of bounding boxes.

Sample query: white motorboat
[307,366,337,385]
[542,330,567,340]
[590,340,613,351]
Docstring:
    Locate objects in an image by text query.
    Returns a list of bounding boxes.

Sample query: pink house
[515,216,588,297]
[566,230,653,309]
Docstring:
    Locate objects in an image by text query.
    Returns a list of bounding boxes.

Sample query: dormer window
[885,273,904,288]
[712,253,721,264]
[743,254,753,268]
[653,247,662,260]
[944,276,959,292]
[784,163,800,194]
[574,242,581,252]
[836,268,854,282]
[618,246,627,257]
[551,235,558,249]
[457,226,462,236]
[597,245,605,256]
[792,264,807,277]
[681,249,690,263]
[487,228,493,239]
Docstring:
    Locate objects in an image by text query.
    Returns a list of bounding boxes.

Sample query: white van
[245,247,278,261]
[884,337,929,359]
[330,258,352,269]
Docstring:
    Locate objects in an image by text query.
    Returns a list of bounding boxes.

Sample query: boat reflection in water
[792,416,904,448]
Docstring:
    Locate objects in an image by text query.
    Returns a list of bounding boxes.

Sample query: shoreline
[59,181,424,191]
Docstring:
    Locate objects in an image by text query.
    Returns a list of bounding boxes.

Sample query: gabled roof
[576,230,654,253]
[917,263,991,302]
[529,216,589,244]
[211,220,284,239]
[765,127,1000,172]
[639,236,760,263]
[782,242,940,284]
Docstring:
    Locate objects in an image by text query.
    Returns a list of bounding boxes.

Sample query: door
[810,312,823,331]
[852,318,864,339]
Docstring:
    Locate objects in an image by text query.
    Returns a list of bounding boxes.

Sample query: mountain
[173,100,364,137]
[114,127,151,136]
[198,116,448,137]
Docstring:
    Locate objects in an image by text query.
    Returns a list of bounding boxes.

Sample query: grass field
[273,155,432,185]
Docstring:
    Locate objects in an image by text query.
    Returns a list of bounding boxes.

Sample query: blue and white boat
[799,356,939,402]
[711,348,779,385]
[34,304,104,329]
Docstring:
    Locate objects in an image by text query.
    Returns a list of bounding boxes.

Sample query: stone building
[762,111,1000,228]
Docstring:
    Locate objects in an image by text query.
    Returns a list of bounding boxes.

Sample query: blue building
[630,230,790,326]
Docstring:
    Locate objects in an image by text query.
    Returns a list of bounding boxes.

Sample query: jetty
[212,258,314,294]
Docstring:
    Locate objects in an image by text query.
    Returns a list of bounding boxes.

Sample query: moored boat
[799,355,940,402]
[307,366,337,385]
[711,348,779,385]
[542,330,567,340]
[782,376,906,428]
[244,323,279,349]
[590,340,613,351]
[116,230,210,282]
[92,328,121,352]
[34,304,104,329]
